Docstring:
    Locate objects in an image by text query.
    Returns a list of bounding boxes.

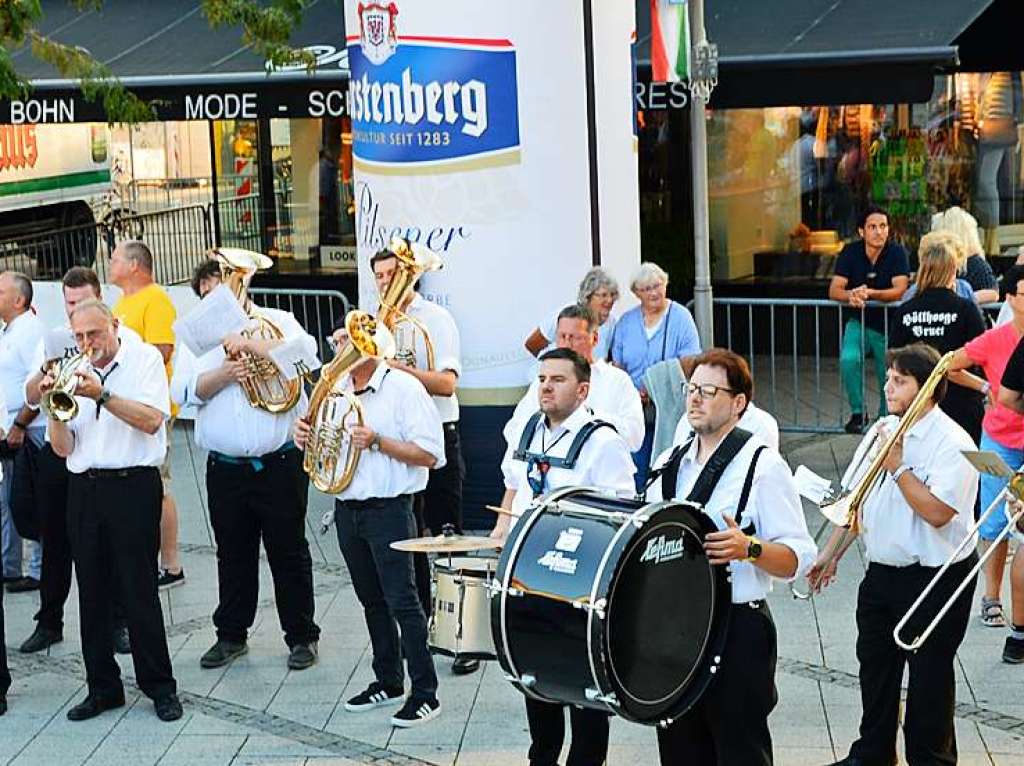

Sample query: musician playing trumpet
[812,344,978,766]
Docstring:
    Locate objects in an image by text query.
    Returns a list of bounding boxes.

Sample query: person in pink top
[949,265,1024,630]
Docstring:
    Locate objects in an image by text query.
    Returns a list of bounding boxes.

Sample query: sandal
[981,599,1006,628]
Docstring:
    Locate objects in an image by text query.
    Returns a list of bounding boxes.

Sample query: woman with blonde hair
[931,206,999,304]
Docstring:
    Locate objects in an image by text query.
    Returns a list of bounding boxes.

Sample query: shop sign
[635,81,690,110]
[320,245,358,272]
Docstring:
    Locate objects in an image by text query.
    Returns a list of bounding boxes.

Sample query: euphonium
[40,351,92,422]
[213,247,302,413]
[303,311,396,493]
[377,237,443,369]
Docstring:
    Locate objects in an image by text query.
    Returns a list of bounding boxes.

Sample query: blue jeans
[334,495,438,700]
[978,431,1024,541]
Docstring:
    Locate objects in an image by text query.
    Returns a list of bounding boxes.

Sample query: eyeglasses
[684,382,736,400]
[635,283,665,294]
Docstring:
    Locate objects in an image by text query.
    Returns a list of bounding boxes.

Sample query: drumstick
[484,504,516,517]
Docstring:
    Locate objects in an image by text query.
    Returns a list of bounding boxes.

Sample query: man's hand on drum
[704,515,749,565]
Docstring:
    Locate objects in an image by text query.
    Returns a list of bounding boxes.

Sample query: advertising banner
[345,1,640,400]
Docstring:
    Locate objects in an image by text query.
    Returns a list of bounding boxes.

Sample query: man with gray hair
[0,271,44,593]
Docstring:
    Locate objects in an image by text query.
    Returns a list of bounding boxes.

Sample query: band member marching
[646,348,815,765]
[492,347,636,766]
[172,255,321,671]
[811,343,979,766]
[42,299,182,722]
[294,318,445,728]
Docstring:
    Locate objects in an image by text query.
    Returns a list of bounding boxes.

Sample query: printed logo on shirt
[537,550,578,575]
[639,535,685,565]
[901,310,959,339]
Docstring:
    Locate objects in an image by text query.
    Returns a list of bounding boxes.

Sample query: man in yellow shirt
[109,241,184,589]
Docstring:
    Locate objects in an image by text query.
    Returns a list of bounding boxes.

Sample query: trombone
[893,474,1024,652]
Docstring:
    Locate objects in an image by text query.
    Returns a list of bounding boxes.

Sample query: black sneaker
[1003,636,1024,664]
[200,640,248,669]
[391,696,441,728]
[287,642,318,670]
[157,568,185,589]
[844,414,866,434]
[20,626,63,654]
[112,626,131,655]
[344,682,405,712]
[154,694,183,721]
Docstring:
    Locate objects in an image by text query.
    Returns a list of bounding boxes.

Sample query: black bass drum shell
[491,488,731,725]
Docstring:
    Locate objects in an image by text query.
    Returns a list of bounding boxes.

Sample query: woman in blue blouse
[611,262,701,488]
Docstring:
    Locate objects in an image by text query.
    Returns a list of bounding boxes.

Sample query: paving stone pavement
[1,424,1022,765]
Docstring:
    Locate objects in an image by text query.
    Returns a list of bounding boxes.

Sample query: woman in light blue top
[611,262,701,488]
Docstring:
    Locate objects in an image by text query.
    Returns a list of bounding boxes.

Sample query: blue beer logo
[348,21,521,169]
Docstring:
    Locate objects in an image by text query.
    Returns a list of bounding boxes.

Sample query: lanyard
[527,426,571,497]
[94,362,119,419]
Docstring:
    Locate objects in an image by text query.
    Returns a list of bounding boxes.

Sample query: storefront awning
[637,0,995,107]
[2,0,349,123]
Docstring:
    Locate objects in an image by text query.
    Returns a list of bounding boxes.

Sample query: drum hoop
[495,485,583,704]
[604,505,718,709]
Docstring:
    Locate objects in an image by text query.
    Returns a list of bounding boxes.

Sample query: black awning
[2,0,349,123]
[637,0,994,107]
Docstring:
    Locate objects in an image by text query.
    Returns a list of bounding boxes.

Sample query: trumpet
[795,350,957,599]
[894,475,1024,651]
[40,350,93,422]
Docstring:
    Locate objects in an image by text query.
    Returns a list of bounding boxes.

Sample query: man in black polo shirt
[828,205,910,433]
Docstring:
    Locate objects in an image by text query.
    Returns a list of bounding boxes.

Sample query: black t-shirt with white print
[889,288,986,443]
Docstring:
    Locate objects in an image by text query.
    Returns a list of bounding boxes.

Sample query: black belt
[336,494,411,507]
[209,442,297,472]
[78,466,158,480]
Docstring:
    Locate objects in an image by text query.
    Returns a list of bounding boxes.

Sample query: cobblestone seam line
[777,657,1024,737]
[8,654,431,766]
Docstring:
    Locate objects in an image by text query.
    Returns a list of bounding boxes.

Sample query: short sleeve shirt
[1000,334,1024,396]
[964,323,1024,448]
[833,240,910,331]
[113,283,177,415]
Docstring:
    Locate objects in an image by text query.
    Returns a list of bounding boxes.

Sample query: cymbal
[391,534,502,553]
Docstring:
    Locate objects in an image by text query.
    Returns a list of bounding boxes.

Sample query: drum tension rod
[486,581,523,598]
[571,598,607,620]
[585,688,618,707]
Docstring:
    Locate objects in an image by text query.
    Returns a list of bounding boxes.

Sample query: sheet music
[268,336,322,381]
[961,450,1015,479]
[173,284,249,357]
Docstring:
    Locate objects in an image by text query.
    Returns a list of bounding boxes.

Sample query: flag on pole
[649,0,689,83]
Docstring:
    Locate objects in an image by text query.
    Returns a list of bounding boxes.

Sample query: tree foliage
[0,0,316,122]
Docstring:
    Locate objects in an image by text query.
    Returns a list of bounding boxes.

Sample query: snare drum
[490,487,731,726]
[429,556,497,660]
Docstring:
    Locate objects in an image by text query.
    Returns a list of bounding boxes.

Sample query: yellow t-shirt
[113,283,178,416]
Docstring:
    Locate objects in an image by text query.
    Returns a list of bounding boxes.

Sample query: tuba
[377,237,443,369]
[303,310,396,494]
[40,351,92,422]
[213,247,302,413]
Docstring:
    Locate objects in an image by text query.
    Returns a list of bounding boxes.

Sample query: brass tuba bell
[377,237,443,369]
[40,351,92,422]
[303,310,396,494]
[213,247,302,413]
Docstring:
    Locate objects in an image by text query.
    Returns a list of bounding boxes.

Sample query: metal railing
[249,288,351,363]
[704,297,1002,434]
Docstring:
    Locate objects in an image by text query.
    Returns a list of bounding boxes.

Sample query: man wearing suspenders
[646,349,815,765]
[493,347,636,766]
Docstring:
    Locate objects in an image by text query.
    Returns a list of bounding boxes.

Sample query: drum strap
[512,411,616,470]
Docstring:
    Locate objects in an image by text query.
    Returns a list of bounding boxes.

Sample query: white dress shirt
[845,407,978,567]
[504,360,645,454]
[501,403,636,521]
[386,293,461,423]
[65,339,170,474]
[172,307,316,457]
[673,401,780,452]
[647,429,817,603]
[0,310,45,432]
[333,362,446,501]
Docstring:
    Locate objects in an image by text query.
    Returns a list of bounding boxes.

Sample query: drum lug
[585,688,618,706]
[487,580,523,598]
[630,513,650,528]
[572,597,607,619]
[520,673,537,688]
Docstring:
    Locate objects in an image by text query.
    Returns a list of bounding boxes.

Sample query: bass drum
[490,487,731,725]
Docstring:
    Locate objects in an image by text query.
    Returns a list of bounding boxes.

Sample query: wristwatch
[745,536,763,562]
[891,464,913,483]
[96,388,112,408]
[369,434,381,453]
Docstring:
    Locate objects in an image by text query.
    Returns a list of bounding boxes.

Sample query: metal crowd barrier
[703,297,1002,434]
[249,288,351,363]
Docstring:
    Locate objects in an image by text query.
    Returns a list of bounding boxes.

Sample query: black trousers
[525,697,610,766]
[207,447,320,647]
[0,581,9,697]
[412,422,465,615]
[658,602,778,766]
[335,495,438,700]
[68,468,175,701]
[848,554,977,766]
